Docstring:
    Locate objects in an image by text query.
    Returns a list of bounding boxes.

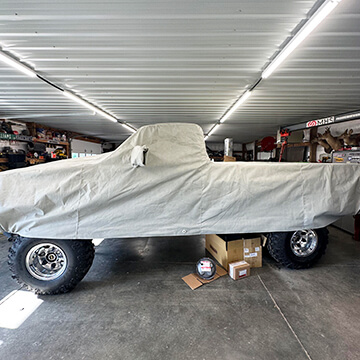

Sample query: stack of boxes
[205,234,262,280]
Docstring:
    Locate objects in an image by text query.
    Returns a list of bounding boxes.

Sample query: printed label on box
[244,248,249,253]
[255,247,260,252]
[239,270,247,276]
[244,253,257,258]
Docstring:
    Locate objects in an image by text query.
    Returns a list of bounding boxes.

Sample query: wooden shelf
[286,142,311,148]
[33,138,69,146]
[26,157,46,165]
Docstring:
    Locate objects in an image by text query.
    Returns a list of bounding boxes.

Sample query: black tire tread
[267,228,329,269]
[8,237,95,295]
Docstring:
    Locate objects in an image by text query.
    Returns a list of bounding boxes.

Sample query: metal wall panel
[0,0,358,142]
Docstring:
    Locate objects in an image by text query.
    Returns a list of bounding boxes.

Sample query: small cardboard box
[205,234,262,269]
[224,155,236,162]
[229,261,250,280]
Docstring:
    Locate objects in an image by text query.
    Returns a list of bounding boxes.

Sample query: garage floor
[0,227,359,360]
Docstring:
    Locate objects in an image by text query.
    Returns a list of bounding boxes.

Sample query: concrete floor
[0,227,359,360]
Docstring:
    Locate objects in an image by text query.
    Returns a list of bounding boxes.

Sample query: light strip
[98,110,118,123]
[64,91,137,131]
[262,0,342,79]
[0,49,137,134]
[205,90,251,140]
[63,90,118,123]
[122,123,137,133]
[207,123,221,138]
[336,111,360,121]
[0,50,37,78]
[220,90,252,123]
[63,91,100,113]
[205,0,342,140]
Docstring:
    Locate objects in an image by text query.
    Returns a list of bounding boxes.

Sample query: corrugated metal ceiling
[0,0,359,143]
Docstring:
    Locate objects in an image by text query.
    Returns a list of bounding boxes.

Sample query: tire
[8,237,95,295]
[267,228,329,269]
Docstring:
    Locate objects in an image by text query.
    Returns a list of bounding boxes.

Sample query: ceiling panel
[0,0,359,143]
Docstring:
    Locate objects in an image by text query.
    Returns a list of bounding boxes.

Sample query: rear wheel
[267,228,329,269]
[8,237,95,295]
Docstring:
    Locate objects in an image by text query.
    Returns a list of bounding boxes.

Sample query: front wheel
[267,228,329,269]
[8,237,95,295]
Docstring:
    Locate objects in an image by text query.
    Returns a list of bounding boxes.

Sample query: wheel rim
[25,243,68,281]
[290,230,318,257]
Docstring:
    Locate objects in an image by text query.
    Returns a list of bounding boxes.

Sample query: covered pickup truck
[1,123,359,294]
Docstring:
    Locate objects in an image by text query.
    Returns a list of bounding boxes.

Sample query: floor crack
[258,274,312,360]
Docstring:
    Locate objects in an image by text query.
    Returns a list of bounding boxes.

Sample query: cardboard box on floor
[205,234,262,270]
[228,261,250,280]
[182,265,228,290]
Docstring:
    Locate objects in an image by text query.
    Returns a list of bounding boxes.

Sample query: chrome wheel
[25,243,68,281]
[290,230,318,257]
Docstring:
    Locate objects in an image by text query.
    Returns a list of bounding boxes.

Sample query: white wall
[71,139,102,157]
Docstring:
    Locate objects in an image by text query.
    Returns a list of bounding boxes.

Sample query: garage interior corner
[0,227,359,360]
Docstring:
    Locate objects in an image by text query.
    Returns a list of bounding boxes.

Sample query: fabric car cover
[0,123,359,239]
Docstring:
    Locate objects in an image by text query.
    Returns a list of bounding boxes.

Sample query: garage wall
[317,119,359,233]
[315,119,360,161]
[0,140,27,153]
[317,119,360,137]
[207,142,243,152]
[71,139,102,158]
[0,120,28,153]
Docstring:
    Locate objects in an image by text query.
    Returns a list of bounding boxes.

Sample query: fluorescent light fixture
[0,51,37,78]
[122,123,137,133]
[262,0,342,79]
[336,112,360,121]
[98,111,118,123]
[220,90,252,123]
[207,123,221,137]
[64,90,98,112]
[0,49,137,133]
[63,91,138,132]
[204,135,209,141]
[63,90,118,123]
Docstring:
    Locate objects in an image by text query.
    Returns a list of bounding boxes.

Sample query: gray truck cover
[0,123,359,239]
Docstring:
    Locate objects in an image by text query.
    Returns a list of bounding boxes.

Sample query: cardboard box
[205,234,262,269]
[242,238,262,268]
[228,261,250,280]
[182,265,228,290]
[224,155,236,162]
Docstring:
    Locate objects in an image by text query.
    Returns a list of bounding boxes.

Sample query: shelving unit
[24,122,70,159]
[0,121,72,171]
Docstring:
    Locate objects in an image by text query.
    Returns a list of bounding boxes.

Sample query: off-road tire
[8,237,95,295]
[267,228,329,269]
